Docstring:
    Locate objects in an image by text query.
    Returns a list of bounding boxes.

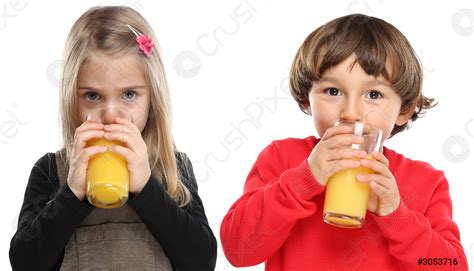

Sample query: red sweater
[221,136,467,270]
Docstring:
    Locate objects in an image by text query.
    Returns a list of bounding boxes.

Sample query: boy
[220,14,467,270]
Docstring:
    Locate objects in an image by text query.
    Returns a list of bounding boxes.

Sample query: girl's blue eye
[123,90,137,100]
[85,92,99,101]
[367,90,383,100]
[325,87,341,96]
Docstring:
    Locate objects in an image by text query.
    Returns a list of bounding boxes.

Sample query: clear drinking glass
[322,121,383,228]
[85,106,132,209]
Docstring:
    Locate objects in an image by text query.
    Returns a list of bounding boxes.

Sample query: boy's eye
[367,90,383,100]
[85,92,100,101]
[325,87,341,96]
[123,90,137,100]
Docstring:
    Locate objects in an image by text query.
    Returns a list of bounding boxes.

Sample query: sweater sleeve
[373,173,468,270]
[9,153,94,271]
[220,141,325,267]
[127,152,217,271]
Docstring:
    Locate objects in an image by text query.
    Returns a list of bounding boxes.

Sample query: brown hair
[289,13,436,137]
[59,6,191,206]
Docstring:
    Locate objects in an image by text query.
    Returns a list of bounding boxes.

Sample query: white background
[1,0,473,270]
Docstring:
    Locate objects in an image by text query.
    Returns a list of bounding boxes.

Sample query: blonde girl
[10,6,216,270]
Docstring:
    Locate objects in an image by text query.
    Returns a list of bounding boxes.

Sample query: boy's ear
[303,103,312,116]
[395,102,417,126]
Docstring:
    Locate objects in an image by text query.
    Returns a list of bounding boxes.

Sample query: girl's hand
[356,151,400,216]
[308,125,367,186]
[103,117,151,195]
[67,118,106,200]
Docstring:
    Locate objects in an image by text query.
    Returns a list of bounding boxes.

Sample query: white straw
[352,122,364,149]
[374,129,383,152]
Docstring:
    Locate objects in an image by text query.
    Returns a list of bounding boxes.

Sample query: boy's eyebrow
[369,79,391,88]
[319,76,338,83]
[319,76,391,88]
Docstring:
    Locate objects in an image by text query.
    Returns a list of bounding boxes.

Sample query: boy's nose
[340,99,362,122]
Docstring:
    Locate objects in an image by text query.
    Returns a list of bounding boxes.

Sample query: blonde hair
[59,6,191,206]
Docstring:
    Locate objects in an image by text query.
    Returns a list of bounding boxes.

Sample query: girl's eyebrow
[119,85,147,90]
[77,85,147,92]
[77,86,99,92]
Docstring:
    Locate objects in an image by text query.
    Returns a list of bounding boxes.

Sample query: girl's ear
[395,102,417,126]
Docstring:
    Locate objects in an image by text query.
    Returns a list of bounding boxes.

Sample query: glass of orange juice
[85,106,132,209]
[323,121,383,228]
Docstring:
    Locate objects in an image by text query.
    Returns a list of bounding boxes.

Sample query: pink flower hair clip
[127,24,155,57]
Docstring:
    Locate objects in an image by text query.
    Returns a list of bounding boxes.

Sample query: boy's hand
[356,151,400,216]
[308,125,367,186]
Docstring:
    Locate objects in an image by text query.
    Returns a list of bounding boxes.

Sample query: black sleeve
[9,153,94,271]
[127,152,217,271]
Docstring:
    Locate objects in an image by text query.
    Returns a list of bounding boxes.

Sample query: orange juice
[323,162,374,228]
[86,138,129,208]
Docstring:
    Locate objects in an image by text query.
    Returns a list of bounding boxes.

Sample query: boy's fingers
[369,181,386,198]
[321,125,353,141]
[360,158,389,177]
[372,151,389,167]
[357,174,392,191]
[325,134,363,149]
[327,148,367,161]
[328,159,360,174]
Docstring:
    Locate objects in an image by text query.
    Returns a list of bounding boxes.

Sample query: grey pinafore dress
[55,149,173,270]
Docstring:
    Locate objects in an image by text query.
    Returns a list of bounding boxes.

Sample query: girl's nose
[102,107,117,124]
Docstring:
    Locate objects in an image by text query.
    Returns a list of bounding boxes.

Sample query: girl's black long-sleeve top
[9,151,217,271]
